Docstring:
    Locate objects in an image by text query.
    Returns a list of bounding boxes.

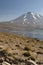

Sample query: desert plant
[23,52,31,57]
[15,44,20,47]
[0,50,7,57]
[37,51,43,54]
[30,56,35,61]
[27,40,29,43]
[24,46,30,51]
[8,53,12,56]
[0,40,3,42]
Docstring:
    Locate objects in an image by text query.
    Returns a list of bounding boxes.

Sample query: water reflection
[0,29,43,40]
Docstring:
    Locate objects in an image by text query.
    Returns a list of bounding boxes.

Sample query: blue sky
[0,0,43,22]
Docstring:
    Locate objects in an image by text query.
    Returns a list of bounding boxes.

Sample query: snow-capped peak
[10,12,43,25]
[31,12,37,19]
[23,12,43,25]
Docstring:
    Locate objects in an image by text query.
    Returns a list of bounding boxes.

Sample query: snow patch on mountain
[31,13,37,20]
[24,13,27,18]
[24,13,27,21]
[24,18,27,21]
[37,14,41,18]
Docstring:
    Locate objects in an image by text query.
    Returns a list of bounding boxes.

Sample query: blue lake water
[11,29,43,40]
[0,29,43,40]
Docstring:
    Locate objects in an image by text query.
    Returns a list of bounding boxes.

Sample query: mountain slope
[0,12,43,29]
[10,12,43,25]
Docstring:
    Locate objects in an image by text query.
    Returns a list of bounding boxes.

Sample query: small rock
[21,62,25,65]
[2,61,11,65]
[27,59,38,65]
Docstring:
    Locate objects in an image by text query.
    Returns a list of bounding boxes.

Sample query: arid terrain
[0,32,43,65]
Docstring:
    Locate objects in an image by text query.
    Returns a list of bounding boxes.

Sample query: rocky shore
[0,32,43,65]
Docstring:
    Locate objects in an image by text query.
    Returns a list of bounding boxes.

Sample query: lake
[0,29,43,40]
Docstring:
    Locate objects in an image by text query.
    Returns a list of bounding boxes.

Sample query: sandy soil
[0,32,43,65]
